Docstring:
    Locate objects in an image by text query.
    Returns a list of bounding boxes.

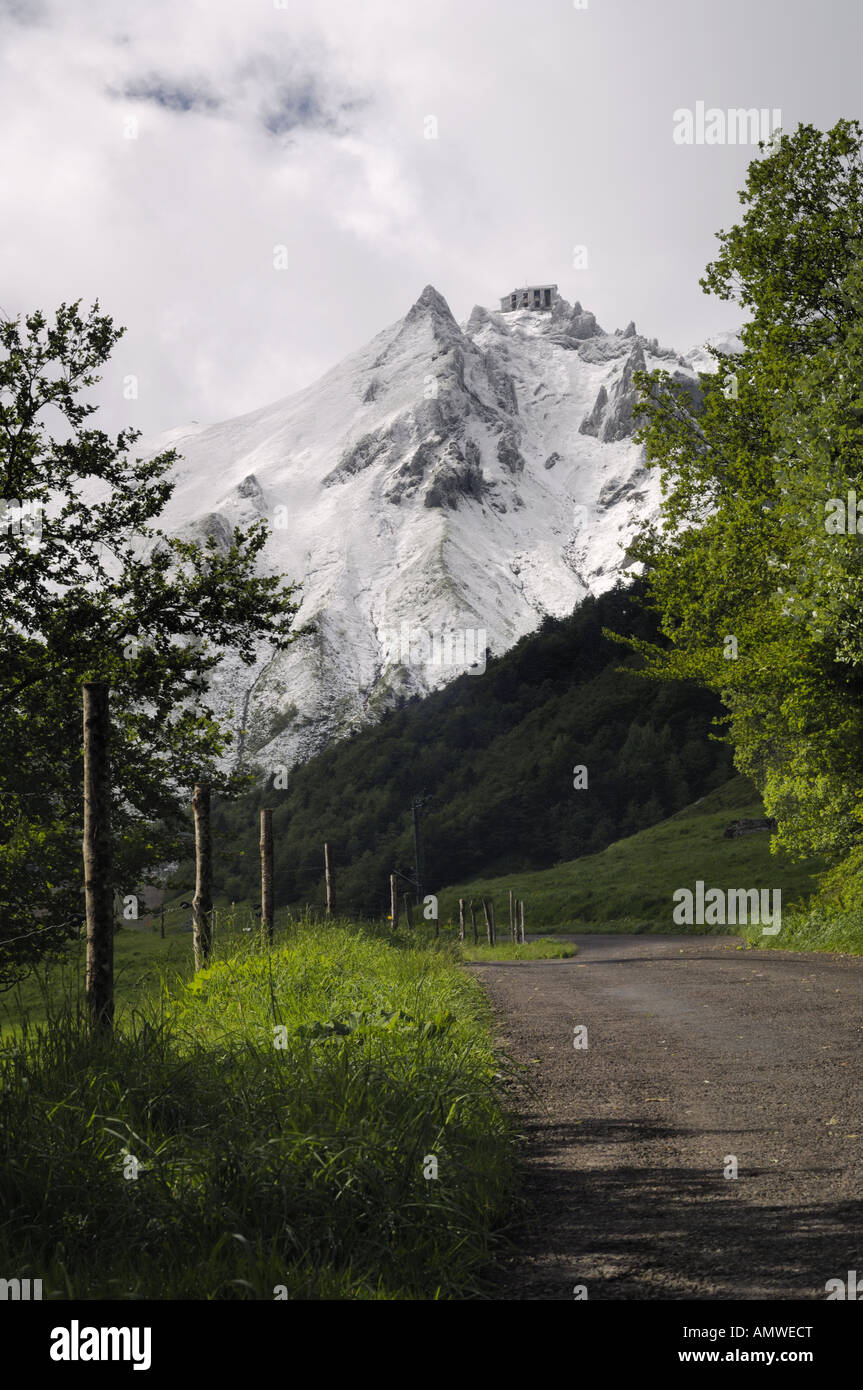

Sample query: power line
[0,918,81,950]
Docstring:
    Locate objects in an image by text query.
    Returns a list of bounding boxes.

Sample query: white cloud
[0,0,851,435]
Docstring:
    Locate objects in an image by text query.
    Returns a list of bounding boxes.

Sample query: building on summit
[499,284,558,312]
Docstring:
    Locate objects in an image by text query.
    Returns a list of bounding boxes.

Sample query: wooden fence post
[482,898,492,946]
[469,898,478,945]
[83,681,113,1034]
[458,898,465,942]
[260,807,274,946]
[403,891,414,928]
[324,841,334,917]
[489,900,496,945]
[390,874,399,931]
[519,899,526,944]
[509,888,516,943]
[192,783,213,970]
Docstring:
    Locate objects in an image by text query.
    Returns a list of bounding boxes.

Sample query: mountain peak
[146,282,675,775]
[406,284,457,323]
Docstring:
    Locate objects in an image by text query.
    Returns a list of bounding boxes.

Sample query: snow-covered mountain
[141,286,708,773]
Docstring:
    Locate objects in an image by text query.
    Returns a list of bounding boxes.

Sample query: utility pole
[411,794,426,906]
[324,841,333,917]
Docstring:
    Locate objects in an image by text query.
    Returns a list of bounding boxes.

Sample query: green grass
[460,940,578,962]
[0,928,192,1035]
[0,901,297,1036]
[437,778,829,938]
[0,920,517,1299]
[749,909,863,954]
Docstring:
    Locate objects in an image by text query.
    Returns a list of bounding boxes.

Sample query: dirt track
[471,934,863,1300]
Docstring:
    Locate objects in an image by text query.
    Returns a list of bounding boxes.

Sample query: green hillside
[437,778,827,937]
[199,582,735,917]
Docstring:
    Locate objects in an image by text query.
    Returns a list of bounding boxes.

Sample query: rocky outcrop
[323,429,392,487]
[580,343,647,442]
[579,385,608,438]
[177,510,235,555]
[568,300,603,340]
[423,439,485,509]
[722,817,778,839]
[496,430,525,474]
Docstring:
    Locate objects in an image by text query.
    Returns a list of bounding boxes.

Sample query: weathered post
[390,874,399,931]
[489,900,496,945]
[83,681,113,1034]
[509,888,516,942]
[324,841,334,917]
[469,898,478,945]
[482,898,492,946]
[458,898,465,942]
[192,783,213,970]
[260,807,274,946]
[519,899,526,944]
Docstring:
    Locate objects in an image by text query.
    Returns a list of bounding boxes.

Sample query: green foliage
[620,119,863,866]
[205,581,734,915]
[0,302,304,987]
[0,922,517,1299]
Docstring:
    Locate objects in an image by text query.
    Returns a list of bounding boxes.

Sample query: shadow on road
[490,1118,863,1300]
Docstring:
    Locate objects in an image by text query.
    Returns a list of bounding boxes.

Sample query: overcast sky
[1,0,860,436]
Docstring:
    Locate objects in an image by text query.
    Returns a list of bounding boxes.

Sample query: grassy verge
[460,940,578,962]
[0,921,517,1299]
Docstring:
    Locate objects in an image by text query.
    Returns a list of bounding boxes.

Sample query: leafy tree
[621,119,863,861]
[0,302,303,987]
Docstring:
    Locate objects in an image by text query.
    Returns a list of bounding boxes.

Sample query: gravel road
[470,934,863,1300]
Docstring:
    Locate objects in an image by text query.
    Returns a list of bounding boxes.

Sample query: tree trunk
[83,682,113,1034]
[260,807,274,946]
[192,784,213,970]
[458,897,465,942]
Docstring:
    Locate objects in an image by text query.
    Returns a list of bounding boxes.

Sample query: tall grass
[0,921,517,1299]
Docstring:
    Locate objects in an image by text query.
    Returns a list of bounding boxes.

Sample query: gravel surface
[471,934,863,1300]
